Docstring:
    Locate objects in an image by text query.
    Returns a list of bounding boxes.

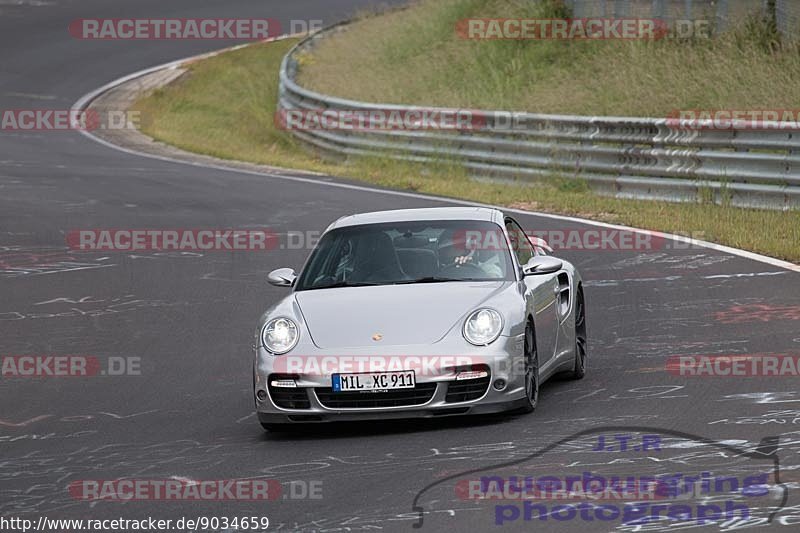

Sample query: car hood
[294,281,510,349]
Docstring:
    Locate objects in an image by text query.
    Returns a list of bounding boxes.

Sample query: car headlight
[463,308,503,346]
[261,317,299,354]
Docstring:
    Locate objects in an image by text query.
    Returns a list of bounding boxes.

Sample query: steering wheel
[438,262,486,278]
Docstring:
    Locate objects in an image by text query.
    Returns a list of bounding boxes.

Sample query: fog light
[493,379,506,391]
[256,390,268,402]
[270,379,297,388]
[455,370,489,381]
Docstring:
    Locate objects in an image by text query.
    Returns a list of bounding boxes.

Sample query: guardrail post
[764,0,777,30]
[652,0,666,24]
[569,0,584,18]
[716,0,729,32]
[613,0,631,18]
[775,0,799,41]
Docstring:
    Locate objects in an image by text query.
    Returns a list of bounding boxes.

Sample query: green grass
[133,18,800,263]
[299,0,800,116]
[132,40,324,170]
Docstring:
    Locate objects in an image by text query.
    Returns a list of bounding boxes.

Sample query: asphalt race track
[2,1,800,532]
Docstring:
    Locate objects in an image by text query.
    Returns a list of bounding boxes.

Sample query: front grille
[268,377,311,409]
[315,383,437,409]
[445,370,491,403]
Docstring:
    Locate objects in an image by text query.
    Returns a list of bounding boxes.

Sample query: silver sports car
[253,207,586,430]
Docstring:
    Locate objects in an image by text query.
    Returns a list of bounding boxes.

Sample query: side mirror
[523,256,563,276]
[267,268,297,287]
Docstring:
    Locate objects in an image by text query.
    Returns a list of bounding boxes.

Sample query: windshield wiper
[308,280,382,290]
[393,276,478,284]
[308,277,489,289]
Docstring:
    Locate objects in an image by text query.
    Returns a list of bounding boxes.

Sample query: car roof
[326,207,505,231]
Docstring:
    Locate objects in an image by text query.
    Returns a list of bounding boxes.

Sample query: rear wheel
[569,290,587,380]
[520,324,539,413]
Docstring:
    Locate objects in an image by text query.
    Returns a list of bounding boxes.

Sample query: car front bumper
[253,334,527,424]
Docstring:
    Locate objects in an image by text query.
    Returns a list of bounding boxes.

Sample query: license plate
[332,371,416,392]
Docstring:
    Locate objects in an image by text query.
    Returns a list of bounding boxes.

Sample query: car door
[505,218,559,367]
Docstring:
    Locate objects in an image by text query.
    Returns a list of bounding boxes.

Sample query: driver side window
[505,220,533,267]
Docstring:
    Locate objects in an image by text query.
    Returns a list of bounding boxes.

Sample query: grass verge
[133,30,799,262]
[299,0,800,115]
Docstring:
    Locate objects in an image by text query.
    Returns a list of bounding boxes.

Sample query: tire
[519,323,539,413]
[569,289,587,380]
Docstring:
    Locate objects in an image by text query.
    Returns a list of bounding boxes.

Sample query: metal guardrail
[278,26,800,210]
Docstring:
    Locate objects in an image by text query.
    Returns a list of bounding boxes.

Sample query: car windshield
[294,220,515,290]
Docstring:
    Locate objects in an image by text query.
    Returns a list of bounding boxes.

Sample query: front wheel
[519,324,539,413]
